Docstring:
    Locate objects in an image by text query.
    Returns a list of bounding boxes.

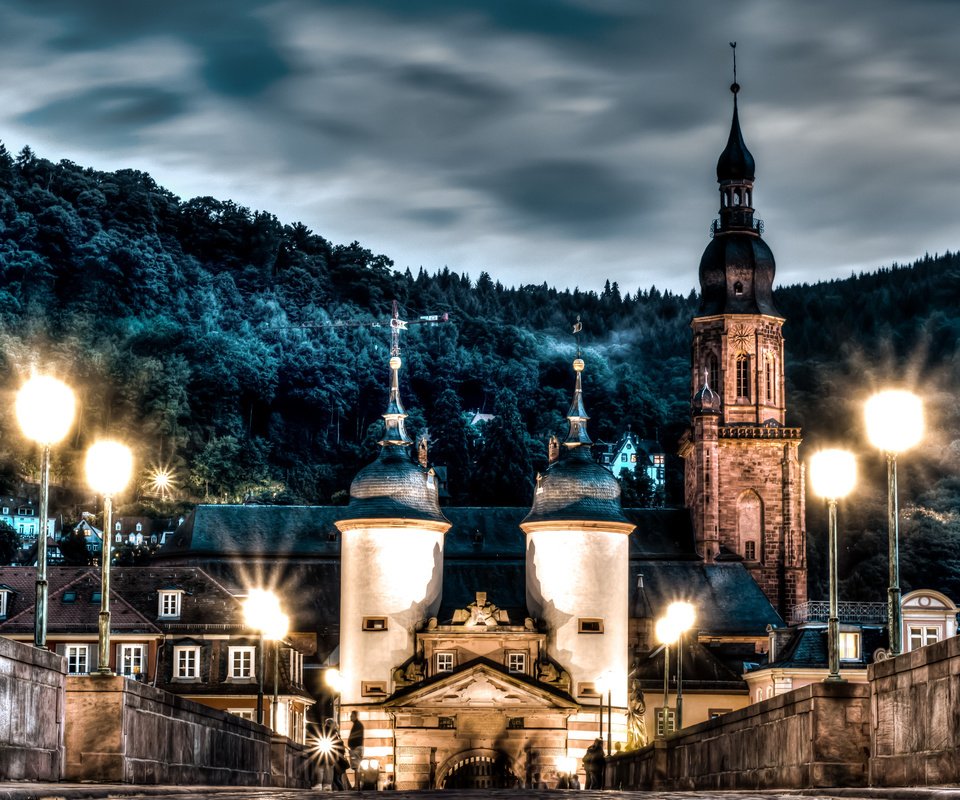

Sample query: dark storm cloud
[19,86,186,146]
[474,160,644,236]
[2,0,960,292]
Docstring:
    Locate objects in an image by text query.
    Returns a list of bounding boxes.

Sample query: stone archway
[437,748,518,789]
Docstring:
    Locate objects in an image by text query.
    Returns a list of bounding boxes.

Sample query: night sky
[2,1,959,294]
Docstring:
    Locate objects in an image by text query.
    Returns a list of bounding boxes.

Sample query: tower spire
[564,317,592,449]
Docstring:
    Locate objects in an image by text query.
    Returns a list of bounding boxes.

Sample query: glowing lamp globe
[324,668,343,692]
[243,588,283,632]
[265,612,289,642]
[865,390,924,454]
[809,449,857,501]
[667,601,696,633]
[16,376,76,446]
[655,616,680,646]
[85,441,133,495]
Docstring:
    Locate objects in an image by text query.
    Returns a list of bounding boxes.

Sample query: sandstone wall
[0,636,65,781]
[607,681,869,790]
[869,635,960,786]
[65,675,313,786]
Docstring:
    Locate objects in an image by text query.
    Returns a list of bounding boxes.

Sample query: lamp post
[666,601,696,730]
[325,667,343,725]
[85,440,133,674]
[243,588,284,727]
[16,376,75,649]
[595,669,613,754]
[655,616,680,737]
[865,390,924,657]
[809,449,857,682]
[268,613,290,734]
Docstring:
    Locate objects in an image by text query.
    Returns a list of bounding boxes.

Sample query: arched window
[737,490,763,562]
[707,352,720,392]
[765,357,773,403]
[736,355,750,399]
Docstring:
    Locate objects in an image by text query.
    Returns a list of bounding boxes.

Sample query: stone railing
[65,675,315,787]
[0,636,66,781]
[606,681,869,791]
[869,634,960,786]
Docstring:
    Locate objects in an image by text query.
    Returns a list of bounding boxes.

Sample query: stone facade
[0,635,65,781]
[869,634,960,786]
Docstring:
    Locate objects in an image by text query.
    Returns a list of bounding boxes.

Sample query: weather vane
[572,314,583,359]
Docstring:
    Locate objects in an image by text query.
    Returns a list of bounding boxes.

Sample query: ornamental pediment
[384,659,577,711]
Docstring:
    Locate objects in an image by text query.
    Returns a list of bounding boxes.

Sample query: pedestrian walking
[348,709,365,791]
[582,738,606,789]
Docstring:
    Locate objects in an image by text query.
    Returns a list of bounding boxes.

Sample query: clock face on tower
[730,323,752,354]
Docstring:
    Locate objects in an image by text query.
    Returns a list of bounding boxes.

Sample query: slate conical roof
[716,85,755,182]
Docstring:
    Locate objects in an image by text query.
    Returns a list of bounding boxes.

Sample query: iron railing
[790,600,886,626]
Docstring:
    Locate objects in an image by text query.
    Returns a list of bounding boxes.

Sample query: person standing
[348,710,365,791]
[582,738,606,789]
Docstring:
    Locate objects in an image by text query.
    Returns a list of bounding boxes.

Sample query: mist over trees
[0,144,958,602]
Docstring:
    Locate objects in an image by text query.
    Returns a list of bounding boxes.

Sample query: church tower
[680,74,807,617]
[335,353,450,704]
[521,351,634,710]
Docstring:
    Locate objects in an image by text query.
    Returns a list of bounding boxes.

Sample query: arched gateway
[438,749,518,789]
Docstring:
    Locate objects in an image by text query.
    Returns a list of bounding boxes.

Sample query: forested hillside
[0,144,958,602]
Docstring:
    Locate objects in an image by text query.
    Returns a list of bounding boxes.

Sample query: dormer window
[158,590,183,619]
[734,281,744,295]
[839,631,860,661]
[0,589,9,618]
[135,523,142,532]
[115,522,122,532]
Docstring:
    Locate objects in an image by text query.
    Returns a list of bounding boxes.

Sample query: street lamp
[655,616,680,737]
[243,588,284,726]
[325,667,344,724]
[865,390,924,657]
[85,440,133,675]
[595,669,614,754]
[666,601,696,729]
[16,375,75,648]
[809,449,857,682]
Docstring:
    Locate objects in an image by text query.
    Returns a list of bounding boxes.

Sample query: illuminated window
[228,708,255,721]
[362,616,388,631]
[62,591,77,603]
[765,357,774,402]
[736,355,750,398]
[839,632,860,661]
[908,626,940,651]
[744,540,757,561]
[158,591,182,619]
[656,708,676,737]
[436,652,454,673]
[174,646,200,679]
[90,591,101,603]
[507,652,526,674]
[119,644,146,678]
[0,590,8,618]
[66,644,89,675]
[228,646,255,679]
[578,618,604,634]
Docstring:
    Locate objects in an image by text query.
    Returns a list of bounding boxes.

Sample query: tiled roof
[633,638,749,693]
[632,561,783,635]
[0,567,160,634]
[752,623,887,670]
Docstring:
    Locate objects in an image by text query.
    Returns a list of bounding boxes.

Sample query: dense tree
[0,521,17,565]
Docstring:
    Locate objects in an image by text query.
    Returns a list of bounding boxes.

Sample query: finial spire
[564,317,591,449]
[730,41,738,93]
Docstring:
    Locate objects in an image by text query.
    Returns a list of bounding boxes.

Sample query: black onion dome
[343,446,448,525]
[340,355,449,528]
[523,447,632,528]
[522,357,633,531]
[716,93,755,182]
[697,234,780,317]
